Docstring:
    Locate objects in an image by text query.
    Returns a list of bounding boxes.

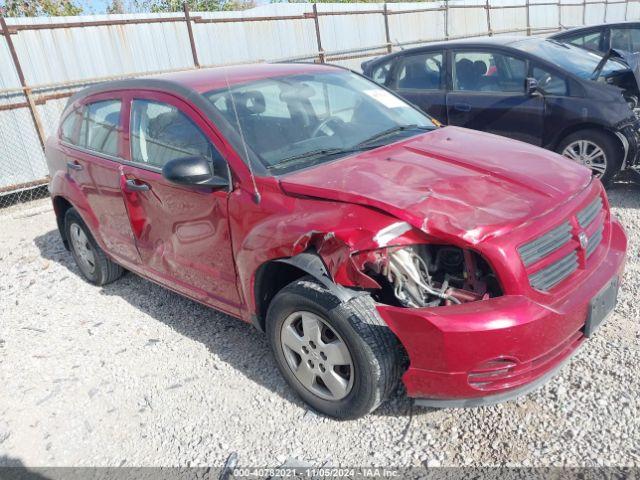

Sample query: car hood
[279,127,592,245]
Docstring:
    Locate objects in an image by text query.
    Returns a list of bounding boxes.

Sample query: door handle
[125,179,150,192]
[66,161,83,171]
[454,103,472,112]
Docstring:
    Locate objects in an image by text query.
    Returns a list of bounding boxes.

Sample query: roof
[149,62,341,93]
[550,21,640,37]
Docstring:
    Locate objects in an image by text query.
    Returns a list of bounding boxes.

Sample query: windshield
[204,70,435,173]
[514,38,629,80]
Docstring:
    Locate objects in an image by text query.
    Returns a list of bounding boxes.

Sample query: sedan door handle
[125,179,150,192]
[454,103,472,112]
[66,161,83,171]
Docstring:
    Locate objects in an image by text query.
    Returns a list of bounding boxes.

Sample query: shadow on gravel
[33,229,421,419]
[0,456,52,479]
[607,176,640,210]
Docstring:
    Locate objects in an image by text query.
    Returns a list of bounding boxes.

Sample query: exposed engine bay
[359,245,503,308]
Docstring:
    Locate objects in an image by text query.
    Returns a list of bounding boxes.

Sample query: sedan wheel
[280,311,354,401]
[69,222,96,277]
[561,139,607,177]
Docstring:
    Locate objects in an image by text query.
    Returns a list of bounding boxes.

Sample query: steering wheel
[311,116,346,138]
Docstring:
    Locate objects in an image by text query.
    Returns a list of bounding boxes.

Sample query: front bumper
[377,219,627,406]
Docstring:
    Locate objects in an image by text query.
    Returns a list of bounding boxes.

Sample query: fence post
[312,4,325,63]
[183,2,200,68]
[625,0,629,19]
[582,0,587,25]
[485,0,492,36]
[525,0,531,36]
[0,16,46,151]
[603,0,608,22]
[558,0,562,30]
[383,3,392,53]
[444,0,449,40]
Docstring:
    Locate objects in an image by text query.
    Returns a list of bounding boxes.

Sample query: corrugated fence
[0,0,637,205]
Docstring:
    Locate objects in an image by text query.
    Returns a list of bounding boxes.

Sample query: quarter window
[129,100,227,178]
[453,51,526,93]
[395,52,443,90]
[370,59,394,86]
[78,100,121,156]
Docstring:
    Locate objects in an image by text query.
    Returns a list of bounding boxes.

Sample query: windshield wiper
[355,124,432,148]
[267,146,367,172]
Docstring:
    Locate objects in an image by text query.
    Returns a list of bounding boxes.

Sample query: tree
[132,0,254,12]
[106,0,125,14]
[1,0,83,16]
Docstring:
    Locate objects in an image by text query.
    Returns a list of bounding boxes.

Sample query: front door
[390,50,448,123]
[119,91,241,314]
[446,49,544,146]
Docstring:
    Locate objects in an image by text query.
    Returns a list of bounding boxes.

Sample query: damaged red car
[46,63,627,419]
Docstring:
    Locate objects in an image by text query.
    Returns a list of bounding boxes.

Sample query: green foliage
[1,0,83,16]
[131,0,254,12]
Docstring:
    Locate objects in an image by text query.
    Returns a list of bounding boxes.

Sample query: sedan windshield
[204,70,435,173]
[514,38,629,80]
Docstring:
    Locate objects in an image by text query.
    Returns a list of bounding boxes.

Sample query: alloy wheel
[280,311,354,401]
[561,139,607,177]
[69,223,96,276]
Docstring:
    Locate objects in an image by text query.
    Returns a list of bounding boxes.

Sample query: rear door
[119,91,241,314]
[446,48,544,145]
[388,50,447,122]
[61,93,140,265]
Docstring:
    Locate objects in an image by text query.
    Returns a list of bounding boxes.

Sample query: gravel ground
[0,182,638,468]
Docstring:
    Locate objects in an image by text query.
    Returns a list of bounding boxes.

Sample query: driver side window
[532,66,568,96]
[130,100,227,179]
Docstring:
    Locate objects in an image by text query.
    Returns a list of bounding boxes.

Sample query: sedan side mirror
[525,77,540,96]
[162,156,228,190]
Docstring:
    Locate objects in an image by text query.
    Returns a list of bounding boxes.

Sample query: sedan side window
[130,100,227,178]
[610,28,640,53]
[394,52,443,90]
[453,51,525,93]
[370,59,394,86]
[78,100,121,156]
[565,31,603,52]
[60,107,82,145]
[532,66,568,96]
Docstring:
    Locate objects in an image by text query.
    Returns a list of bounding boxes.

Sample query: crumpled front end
[370,180,627,405]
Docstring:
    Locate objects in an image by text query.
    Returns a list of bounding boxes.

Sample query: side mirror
[525,77,540,96]
[162,156,228,190]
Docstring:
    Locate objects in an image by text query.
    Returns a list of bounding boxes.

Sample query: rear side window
[60,108,82,144]
[370,59,394,86]
[394,52,444,90]
[130,100,227,177]
[78,99,121,156]
[565,31,602,52]
[610,28,640,53]
[453,51,525,93]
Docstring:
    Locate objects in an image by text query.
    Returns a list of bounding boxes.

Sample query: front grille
[577,197,603,228]
[519,195,606,292]
[529,251,579,291]
[517,221,572,267]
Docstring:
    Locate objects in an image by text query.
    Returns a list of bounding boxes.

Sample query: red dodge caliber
[46,63,627,419]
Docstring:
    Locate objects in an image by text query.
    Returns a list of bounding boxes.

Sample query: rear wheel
[64,208,124,286]
[557,129,622,186]
[266,277,402,419]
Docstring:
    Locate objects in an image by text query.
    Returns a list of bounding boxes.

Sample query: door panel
[120,92,240,313]
[65,94,140,265]
[446,49,544,145]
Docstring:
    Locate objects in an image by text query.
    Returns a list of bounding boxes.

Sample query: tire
[266,277,403,419]
[556,129,623,186]
[64,208,124,286]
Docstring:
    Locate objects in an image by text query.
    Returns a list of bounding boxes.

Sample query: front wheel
[557,129,623,186]
[266,278,403,419]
